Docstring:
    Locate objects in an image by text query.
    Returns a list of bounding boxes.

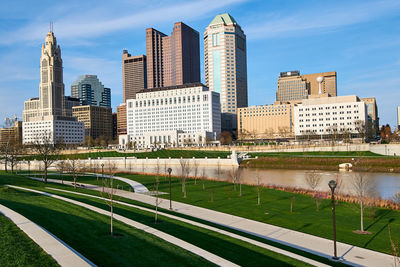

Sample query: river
[140,165,400,199]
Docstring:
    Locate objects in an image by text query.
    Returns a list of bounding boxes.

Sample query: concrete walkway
[46,187,330,267]
[6,185,238,267]
[27,176,396,266]
[34,173,149,193]
[0,203,95,267]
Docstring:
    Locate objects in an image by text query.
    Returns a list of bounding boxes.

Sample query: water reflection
[137,165,400,199]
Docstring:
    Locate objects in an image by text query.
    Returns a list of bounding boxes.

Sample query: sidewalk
[30,177,395,266]
[0,203,95,267]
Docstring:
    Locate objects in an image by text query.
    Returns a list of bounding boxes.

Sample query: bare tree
[305,170,322,211]
[179,158,190,197]
[66,158,85,189]
[100,161,120,236]
[55,160,67,184]
[92,162,99,181]
[30,132,63,183]
[393,192,400,207]
[256,172,263,205]
[192,159,199,185]
[290,196,295,214]
[215,159,221,180]
[334,174,344,204]
[388,224,400,266]
[201,167,207,190]
[228,167,242,192]
[153,175,162,223]
[5,141,23,173]
[0,118,15,172]
[352,171,373,233]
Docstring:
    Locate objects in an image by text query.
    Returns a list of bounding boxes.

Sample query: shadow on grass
[363,218,395,250]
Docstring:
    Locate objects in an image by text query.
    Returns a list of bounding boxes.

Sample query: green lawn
[39,186,312,266]
[0,212,58,267]
[0,185,213,266]
[0,173,318,266]
[112,172,400,255]
[24,149,230,160]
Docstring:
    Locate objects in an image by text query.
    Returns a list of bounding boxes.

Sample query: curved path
[46,187,330,267]
[0,203,95,267]
[7,185,237,267]
[42,173,149,193]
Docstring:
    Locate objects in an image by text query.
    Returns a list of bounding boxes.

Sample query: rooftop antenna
[49,21,53,32]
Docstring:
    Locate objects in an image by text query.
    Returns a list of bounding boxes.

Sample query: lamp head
[167,168,172,174]
[101,163,104,167]
[328,180,337,190]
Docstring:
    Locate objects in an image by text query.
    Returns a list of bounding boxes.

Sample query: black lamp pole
[168,168,172,210]
[328,180,339,260]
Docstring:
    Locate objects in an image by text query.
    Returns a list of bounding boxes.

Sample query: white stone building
[23,118,84,144]
[22,30,84,145]
[294,95,367,139]
[120,83,221,149]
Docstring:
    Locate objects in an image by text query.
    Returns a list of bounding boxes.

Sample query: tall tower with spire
[22,29,84,145]
[39,31,65,117]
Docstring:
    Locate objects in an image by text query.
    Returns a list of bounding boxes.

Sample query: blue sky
[1,0,399,127]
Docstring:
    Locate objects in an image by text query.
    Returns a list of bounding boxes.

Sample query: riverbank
[242,156,400,173]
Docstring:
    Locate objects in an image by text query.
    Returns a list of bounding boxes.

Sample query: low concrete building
[294,95,367,139]
[237,102,294,140]
[23,116,84,144]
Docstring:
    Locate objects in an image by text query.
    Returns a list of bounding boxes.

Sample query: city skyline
[1,0,399,127]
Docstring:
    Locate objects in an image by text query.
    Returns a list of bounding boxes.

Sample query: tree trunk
[239,183,242,197]
[257,190,260,205]
[360,200,364,232]
[110,203,113,236]
[4,158,7,173]
[290,198,294,213]
[44,164,48,183]
[73,177,77,189]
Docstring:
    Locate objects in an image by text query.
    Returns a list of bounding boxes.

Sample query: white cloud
[0,0,247,45]
[246,0,400,39]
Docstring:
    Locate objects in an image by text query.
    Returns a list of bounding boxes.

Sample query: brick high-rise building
[72,106,113,141]
[122,50,147,102]
[146,22,200,89]
[117,103,127,136]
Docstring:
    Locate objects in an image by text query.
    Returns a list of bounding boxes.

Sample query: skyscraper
[39,31,65,117]
[146,22,200,88]
[204,13,248,131]
[22,30,84,144]
[122,50,147,102]
[71,75,111,108]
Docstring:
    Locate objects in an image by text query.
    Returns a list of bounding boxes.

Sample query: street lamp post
[168,168,172,210]
[101,163,104,190]
[328,180,339,260]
